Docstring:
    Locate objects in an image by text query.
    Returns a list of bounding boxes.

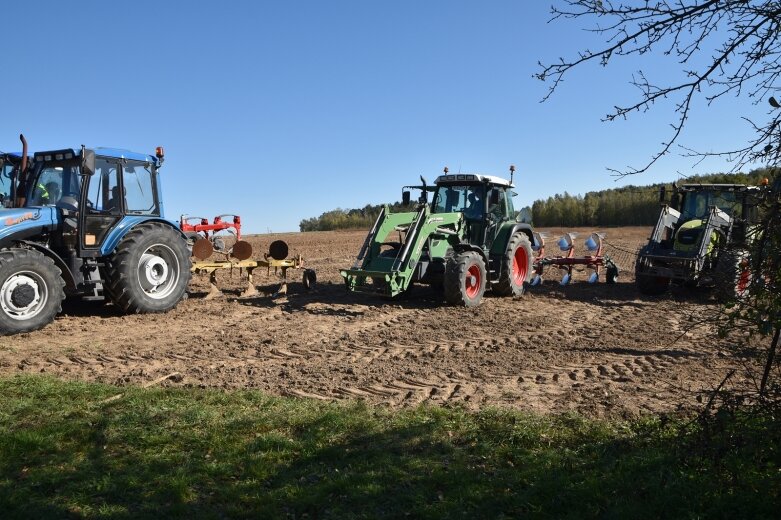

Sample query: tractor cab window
[86,160,120,213]
[432,184,485,219]
[122,162,159,215]
[682,190,741,220]
[487,187,513,220]
[29,162,81,206]
[0,159,12,207]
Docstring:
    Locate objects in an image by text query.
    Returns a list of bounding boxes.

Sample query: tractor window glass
[0,161,11,207]
[86,160,119,213]
[123,162,159,215]
[32,164,79,206]
[682,190,741,219]
[432,185,484,218]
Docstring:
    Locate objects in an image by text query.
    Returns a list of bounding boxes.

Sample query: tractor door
[78,158,123,256]
[484,186,513,249]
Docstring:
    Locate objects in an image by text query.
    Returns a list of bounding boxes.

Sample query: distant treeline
[299,203,408,232]
[299,170,776,231]
[531,170,775,227]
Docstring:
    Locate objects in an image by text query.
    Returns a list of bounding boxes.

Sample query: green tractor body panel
[673,219,720,254]
[340,204,465,297]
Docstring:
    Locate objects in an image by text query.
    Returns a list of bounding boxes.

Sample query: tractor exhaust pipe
[15,134,28,207]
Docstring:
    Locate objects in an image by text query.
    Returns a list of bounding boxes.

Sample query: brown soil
[0,227,757,418]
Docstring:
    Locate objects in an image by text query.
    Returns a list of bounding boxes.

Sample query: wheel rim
[465,264,481,298]
[136,244,180,299]
[512,246,528,285]
[0,271,48,321]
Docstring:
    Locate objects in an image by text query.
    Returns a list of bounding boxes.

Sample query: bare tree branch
[537,1,781,176]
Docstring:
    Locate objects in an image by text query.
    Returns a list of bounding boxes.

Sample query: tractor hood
[0,207,56,245]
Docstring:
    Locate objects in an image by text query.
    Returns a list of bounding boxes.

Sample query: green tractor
[635,182,766,296]
[340,166,535,306]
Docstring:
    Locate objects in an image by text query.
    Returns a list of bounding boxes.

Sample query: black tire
[444,251,486,307]
[104,222,191,313]
[494,233,533,296]
[712,249,750,302]
[0,248,65,335]
[302,269,317,290]
[605,265,619,284]
[635,253,670,295]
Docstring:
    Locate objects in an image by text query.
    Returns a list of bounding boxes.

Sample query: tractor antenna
[509,164,515,185]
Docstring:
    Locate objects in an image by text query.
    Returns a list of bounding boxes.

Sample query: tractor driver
[465,190,483,220]
[33,181,62,205]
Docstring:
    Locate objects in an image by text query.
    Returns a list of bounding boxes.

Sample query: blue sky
[2,1,768,232]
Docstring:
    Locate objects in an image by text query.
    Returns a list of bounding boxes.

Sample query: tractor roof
[33,147,160,166]
[435,173,513,187]
[677,183,762,192]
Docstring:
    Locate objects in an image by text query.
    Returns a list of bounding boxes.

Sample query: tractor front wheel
[635,254,670,296]
[0,248,65,335]
[105,222,191,313]
[444,251,486,307]
[494,233,533,297]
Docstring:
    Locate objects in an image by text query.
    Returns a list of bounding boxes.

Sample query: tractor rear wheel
[105,222,191,313]
[713,249,751,302]
[444,251,486,307]
[494,233,533,296]
[0,248,65,335]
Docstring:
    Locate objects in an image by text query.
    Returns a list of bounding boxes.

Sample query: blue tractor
[0,135,190,334]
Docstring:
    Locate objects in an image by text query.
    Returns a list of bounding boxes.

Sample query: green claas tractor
[635,182,766,296]
[340,166,535,307]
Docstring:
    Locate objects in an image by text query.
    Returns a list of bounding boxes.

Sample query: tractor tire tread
[0,247,65,335]
[104,222,191,314]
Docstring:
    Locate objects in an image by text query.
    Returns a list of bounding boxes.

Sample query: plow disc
[182,214,314,299]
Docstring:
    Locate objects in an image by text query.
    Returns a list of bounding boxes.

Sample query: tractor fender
[453,243,488,265]
[15,240,77,290]
[489,223,535,256]
[99,216,187,257]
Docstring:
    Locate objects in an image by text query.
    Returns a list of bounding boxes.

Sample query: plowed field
[1,227,755,418]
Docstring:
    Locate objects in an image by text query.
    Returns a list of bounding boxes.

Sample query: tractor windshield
[27,159,82,206]
[681,189,742,220]
[432,184,485,219]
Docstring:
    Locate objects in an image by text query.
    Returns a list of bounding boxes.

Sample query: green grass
[0,376,779,519]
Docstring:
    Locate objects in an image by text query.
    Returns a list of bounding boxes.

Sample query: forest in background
[299,170,775,231]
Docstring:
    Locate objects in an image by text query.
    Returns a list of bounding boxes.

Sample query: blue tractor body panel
[0,207,57,247]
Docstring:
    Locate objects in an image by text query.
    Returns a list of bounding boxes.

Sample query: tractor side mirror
[81,149,96,176]
[670,193,680,210]
[402,191,411,205]
[659,185,666,204]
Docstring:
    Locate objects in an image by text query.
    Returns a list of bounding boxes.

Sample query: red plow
[530,232,619,286]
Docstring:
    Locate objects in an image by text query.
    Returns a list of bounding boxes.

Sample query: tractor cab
[25,147,165,258]
[430,172,516,249]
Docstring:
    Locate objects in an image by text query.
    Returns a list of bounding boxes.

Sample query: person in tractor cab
[33,181,61,205]
[465,191,483,220]
[107,185,124,213]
